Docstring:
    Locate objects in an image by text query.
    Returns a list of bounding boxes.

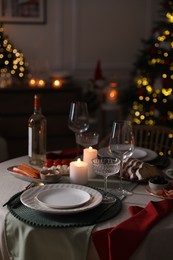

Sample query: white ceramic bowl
[149,176,169,191]
[40,169,61,182]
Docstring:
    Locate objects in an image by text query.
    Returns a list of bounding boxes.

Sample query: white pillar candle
[83,147,98,178]
[70,158,88,185]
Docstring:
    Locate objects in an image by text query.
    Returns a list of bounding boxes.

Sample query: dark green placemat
[7,189,122,228]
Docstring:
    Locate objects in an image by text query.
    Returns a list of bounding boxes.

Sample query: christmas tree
[0,24,29,86]
[126,0,173,128]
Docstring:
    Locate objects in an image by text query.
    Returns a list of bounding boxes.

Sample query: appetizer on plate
[122,158,163,182]
[11,159,70,181]
[12,163,40,178]
[147,177,173,199]
[43,158,70,175]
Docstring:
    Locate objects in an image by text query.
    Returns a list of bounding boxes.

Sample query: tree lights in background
[127,0,173,128]
[0,24,29,87]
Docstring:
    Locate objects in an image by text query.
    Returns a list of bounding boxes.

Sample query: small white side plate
[36,188,91,209]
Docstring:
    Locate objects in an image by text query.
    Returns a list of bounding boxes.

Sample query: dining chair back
[99,125,173,157]
[133,125,173,157]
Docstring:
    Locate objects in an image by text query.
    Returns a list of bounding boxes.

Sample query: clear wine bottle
[28,94,47,166]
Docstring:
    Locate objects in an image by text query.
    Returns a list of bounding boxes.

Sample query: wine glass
[68,101,89,154]
[92,158,120,203]
[108,120,135,196]
[75,132,99,148]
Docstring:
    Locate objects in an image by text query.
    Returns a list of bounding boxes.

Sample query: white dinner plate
[137,147,157,162]
[164,169,173,179]
[98,147,157,162]
[20,183,103,214]
[7,166,62,183]
[132,148,147,159]
[36,188,91,209]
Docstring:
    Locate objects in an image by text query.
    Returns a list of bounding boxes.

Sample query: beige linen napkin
[5,212,94,260]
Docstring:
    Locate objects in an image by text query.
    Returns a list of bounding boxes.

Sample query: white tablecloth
[0,156,173,260]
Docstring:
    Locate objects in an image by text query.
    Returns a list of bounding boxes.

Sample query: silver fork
[3,182,43,207]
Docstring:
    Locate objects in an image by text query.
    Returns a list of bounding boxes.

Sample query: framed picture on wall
[0,0,46,24]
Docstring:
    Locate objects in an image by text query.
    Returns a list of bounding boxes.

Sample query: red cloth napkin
[46,148,83,159]
[92,199,173,260]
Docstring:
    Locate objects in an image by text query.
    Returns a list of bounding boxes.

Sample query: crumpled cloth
[46,148,83,159]
[92,199,173,260]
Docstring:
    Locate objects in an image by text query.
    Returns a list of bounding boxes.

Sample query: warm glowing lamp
[29,78,37,87]
[52,79,62,88]
[105,81,119,104]
[29,78,46,88]
[38,79,46,88]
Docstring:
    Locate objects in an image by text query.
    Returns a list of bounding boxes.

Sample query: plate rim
[20,183,103,214]
[132,148,147,159]
[98,146,158,162]
[135,147,157,162]
[146,185,173,200]
[164,169,173,179]
[35,187,91,209]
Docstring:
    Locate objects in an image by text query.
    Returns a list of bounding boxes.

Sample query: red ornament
[163,77,170,86]
[160,116,168,123]
[94,60,104,81]
[151,48,157,54]
[137,88,145,96]
[164,59,170,66]
[150,105,156,111]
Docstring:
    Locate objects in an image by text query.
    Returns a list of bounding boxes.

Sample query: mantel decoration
[28,71,73,89]
[50,71,73,89]
[105,81,119,105]
[28,78,46,88]
[123,0,173,128]
[83,60,106,116]
[0,24,30,88]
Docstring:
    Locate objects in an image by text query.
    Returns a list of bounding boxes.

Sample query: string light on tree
[0,24,29,87]
[123,0,173,128]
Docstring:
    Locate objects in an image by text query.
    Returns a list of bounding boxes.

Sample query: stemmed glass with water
[108,120,135,196]
[68,101,90,153]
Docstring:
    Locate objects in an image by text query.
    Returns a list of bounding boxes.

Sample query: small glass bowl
[92,158,120,178]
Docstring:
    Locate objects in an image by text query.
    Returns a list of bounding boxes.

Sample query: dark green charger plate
[7,188,122,228]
